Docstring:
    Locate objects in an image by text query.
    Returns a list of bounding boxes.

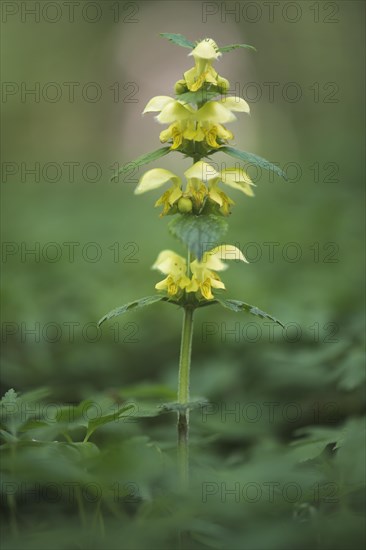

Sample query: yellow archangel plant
[100,33,286,488]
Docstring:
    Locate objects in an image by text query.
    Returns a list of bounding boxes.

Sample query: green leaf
[213,298,284,327]
[289,426,345,462]
[219,43,257,53]
[169,214,228,261]
[98,295,172,326]
[0,388,18,405]
[0,388,50,437]
[160,33,195,49]
[219,146,288,180]
[54,399,96,425]
[176,90,220,105]
[84,403,136,441]
[332,350,366,391]
[0,429,18,443]
[111,147,171,181]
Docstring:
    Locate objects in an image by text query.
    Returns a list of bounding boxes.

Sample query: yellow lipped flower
[184,38,222,92]
[134,168,183,215]
[143,96,250,150]
[191,38,221,62]
[187,245,248,300]
[184,161,255,215]
[152,250,190,297]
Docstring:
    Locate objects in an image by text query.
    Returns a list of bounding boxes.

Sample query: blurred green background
[1,1,365,549]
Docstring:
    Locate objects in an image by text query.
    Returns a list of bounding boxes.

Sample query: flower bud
[174,79,187,95]
[217,77,230,93]
[178,197,193,213]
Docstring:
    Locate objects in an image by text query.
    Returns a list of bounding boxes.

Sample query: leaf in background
[334,417,366,487]
[111,147,172,181]
[288,426,345,462]
[84,403,136,441]
[213,298,284,327]
[0,389,19,435]
[0,387,50,437]
[160,33,195,49]
[19,420,50,432]
[219,146,288,180]
[332,350,366,391]
[0,388,18,405]
[98,295,174,326]
[169,214,228,261]
[0,429,18,443]
[219,43,257,53]
[54,399,98,428]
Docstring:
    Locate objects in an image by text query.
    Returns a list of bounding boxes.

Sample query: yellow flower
[152,250,190,297]
[135,161,254,216]
[143,96,249,150]
[184,161,255,215]
[184,38,222,92]
[187,245,248,300]
[191,38,221,62]
[134,168,183,215]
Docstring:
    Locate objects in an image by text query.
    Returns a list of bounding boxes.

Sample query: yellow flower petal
[208,184,223,206]
[215,124,234,141]
[218,97,250,114]
[189,39,221,61]
[220,168,256,197]
[197,102,237,124]
[169,185,183,204]
[152,250,187,276]
[184,161,219,182]
[135,169,180,195]
[210,277,226,290]
[186,278,199,293]
[155,277,169,290]
[207,245,248,265]
[204,127,221,148]
[157,101,192,124]
[200,279,214,300]
[143,96,175,114]
[178,275,191,289]
[167,277,178,296]
[183,122,198,140]
[195,254,227,272]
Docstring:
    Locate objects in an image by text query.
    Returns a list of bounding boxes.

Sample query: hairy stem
[177,305,194,488]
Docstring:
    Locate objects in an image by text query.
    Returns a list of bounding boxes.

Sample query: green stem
[9,443,18,538]
[177,305,194,488]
